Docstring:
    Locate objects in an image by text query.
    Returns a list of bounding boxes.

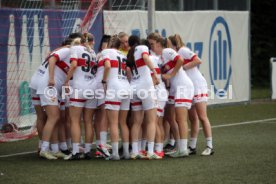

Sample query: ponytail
[127,35,140,68]
[168,34,184,51]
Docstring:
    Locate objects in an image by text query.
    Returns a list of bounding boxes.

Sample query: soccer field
[1,102,276,184]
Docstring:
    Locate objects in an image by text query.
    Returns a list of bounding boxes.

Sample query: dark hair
[141,39,150,50]
[127,35,140,68]
[61,32,82,46]
[68,32,83,39]
[98,34,111,51]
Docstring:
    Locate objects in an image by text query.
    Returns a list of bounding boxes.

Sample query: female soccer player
[30,37,75,160]
[94,35,112,158]
[148,33,194,157]
[101,35,131,160]
[63,33,98,160]
[127,35,161,159]
[168,34,214,156]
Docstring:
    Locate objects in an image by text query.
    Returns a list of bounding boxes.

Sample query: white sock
[96,140,101,147]
[38,140,42,149]
[179,139,188,152]
[100,131,107,145]
[147,141,154,154]
[206,137,213,149]
[84,143,92,153]
[51,143,59,153]
[59,142,68,151]
[72,143,80,155]
[155,143,163,152]
[41,141,50,152]
[189,138,197,149]
[123,142,129,156]
[112,142,119,156]
[132,142,139,154]
[66,139,72,149]
[138,140,142,151]
[169,139,175,146]
[141,139,147,151]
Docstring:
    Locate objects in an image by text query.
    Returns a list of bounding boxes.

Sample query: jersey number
[117,56,127,76]
[81,53,96,75]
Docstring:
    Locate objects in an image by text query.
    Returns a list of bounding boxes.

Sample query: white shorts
[30,88,41,106]
[157,100,166,117]
[69,98,97,109]
[69,89,97,109]
[97,98,105,107]
[39,94,59,107]
[131,93,157,111]
[59,99,66,111]
[105,98,130,111]
[193,85,208,104]
[168,84,194,109]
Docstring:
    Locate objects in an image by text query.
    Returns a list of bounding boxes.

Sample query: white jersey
[101,49,130,91]
[150,55,166,91]
[95,52,105,87]
[29,47,71,94]
[70,45,97,90]
[178,47,207,87]
[129,45,154,89]
[161,48,190,87]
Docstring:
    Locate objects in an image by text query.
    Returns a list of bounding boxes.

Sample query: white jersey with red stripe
[70,45,97,91]
[161,48,194,108]
[129,45,154,89]
[178,47,207,87]
[29,47,71,94]
[101,48,130,91]
[150,55,167,96]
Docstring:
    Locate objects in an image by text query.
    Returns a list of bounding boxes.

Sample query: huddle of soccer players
[29,31,214,160]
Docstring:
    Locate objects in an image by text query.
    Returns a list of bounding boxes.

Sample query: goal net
[0,0,106,142]
[0,0,146,142]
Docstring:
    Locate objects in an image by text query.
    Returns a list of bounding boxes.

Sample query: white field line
[0,117,276,158]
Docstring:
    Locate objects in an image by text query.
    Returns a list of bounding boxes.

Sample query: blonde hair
[71,38,81,46]
[168,34,185,51]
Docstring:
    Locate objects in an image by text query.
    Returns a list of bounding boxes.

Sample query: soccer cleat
[164,143,175,152]
[188,147,197,155]
[107,155,120,161]
[52,151,67,159]
[165,148,177,155]
[84,152,93,160]
[201,147,214,156]
[147,152,163,160]
[120,154,130,160]
[61,149,71,155]
[169,150,189,158]
[64,153,83,160]
[154,151,164,158]
[130,153,145,160]
[139,150,147,156]
[104,143,112,150]
[96,144,110,158]
[95,151,104,158]
[39,151,58,160]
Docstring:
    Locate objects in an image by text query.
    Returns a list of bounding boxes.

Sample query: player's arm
[162,56,183,80]
[143,53,160,85]
[183,56,202,70]
[64,59,78,85]
[48,56,58,87]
